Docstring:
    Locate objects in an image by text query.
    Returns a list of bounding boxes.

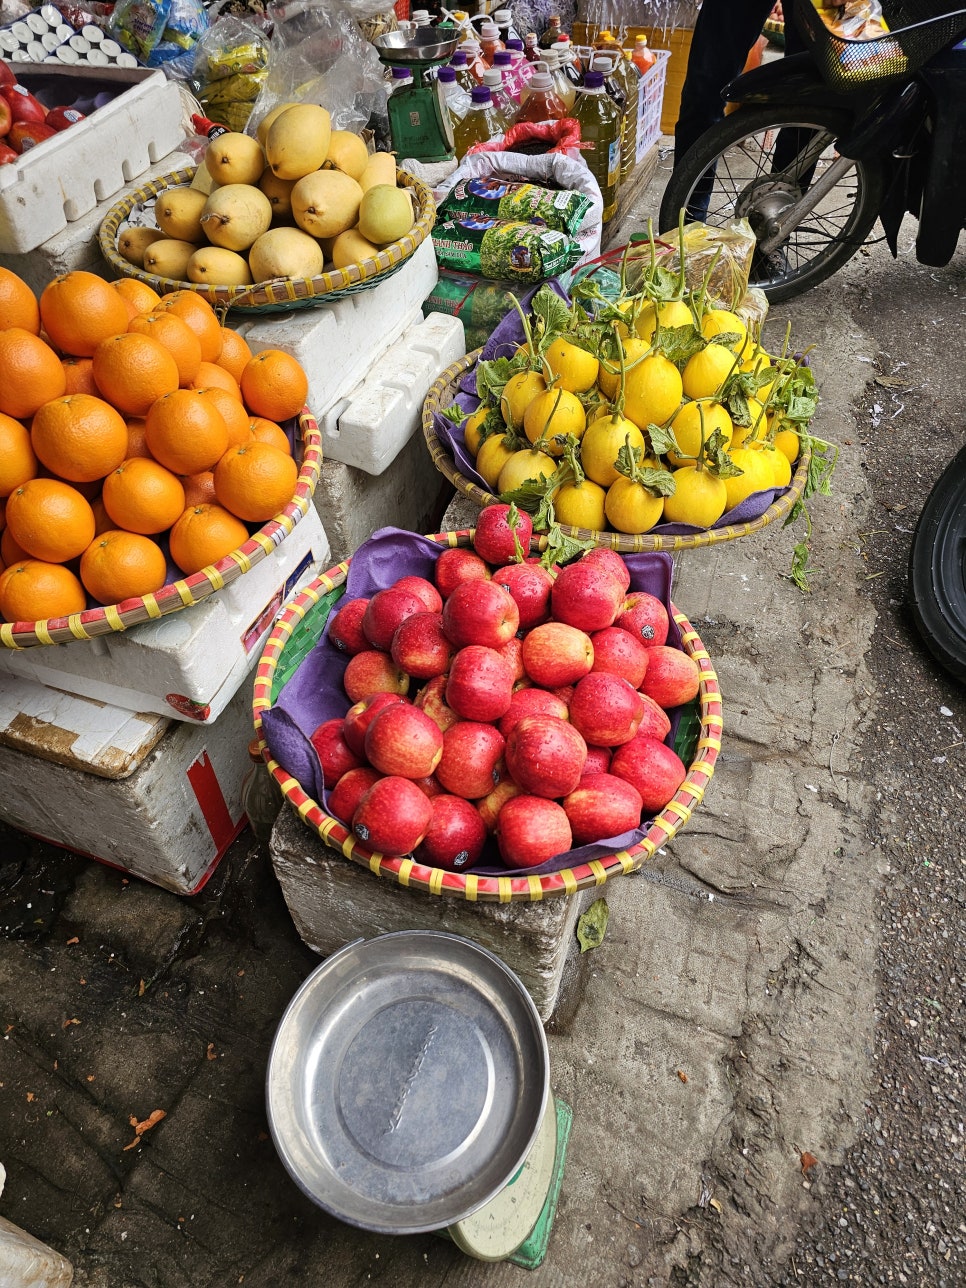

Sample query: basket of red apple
[253,507,723,902]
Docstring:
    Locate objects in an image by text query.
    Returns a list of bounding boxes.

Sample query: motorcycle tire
[659,105,885,304]
[908,443,966,684]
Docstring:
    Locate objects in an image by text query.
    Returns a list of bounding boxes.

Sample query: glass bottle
[539,14,562,48]
[513,59,568,122]
[523,31,540,63]
[572,68,621,221]
[241,738,284,846]
[438,64,471,126]
[454,83,506,157]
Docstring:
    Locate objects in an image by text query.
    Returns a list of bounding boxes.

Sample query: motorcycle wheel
[908,444,966,684]
[659,105,885,303]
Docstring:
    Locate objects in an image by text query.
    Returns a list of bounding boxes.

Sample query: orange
[128,311,203,386]
[91,331,180,416]
[168,503,249,576]
[239,349,309,422]
[80,529,168,605]
[145,389,230,475]
[61,356,99,396]
[191,361,242,399]
[101,457,185,535]
[200,386,251,446]
[0,413,38,497]
[153,291,223,362]
[213,441,299,523]
[247,417,292,455]
[5,478,96,563]
[0,267,40,335]
[216,327,253,383]
[0,559,87,623]
[125,418,152,459]
[31,394,128,484]
[90,495,113,536]
[0,329,67,419]
[112,278,161,318]
[1,525,28,566]
[179,470,217,508]
[38,271,131,358]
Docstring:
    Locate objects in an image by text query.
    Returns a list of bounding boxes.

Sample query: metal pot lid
[266,930,549,1234]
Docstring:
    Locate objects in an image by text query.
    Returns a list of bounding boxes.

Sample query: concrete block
[0,1214,73,1288]
[270,804,588,1023]
[317,312,465,475]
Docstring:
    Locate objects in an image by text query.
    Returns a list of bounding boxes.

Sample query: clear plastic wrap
[189,15,270,130]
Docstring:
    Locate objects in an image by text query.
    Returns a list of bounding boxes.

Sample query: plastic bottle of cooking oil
[611,49,642,179]
[572,68,621,221]
[514,59,568,123]
[437,64,472,126]
[544,45,576,110]
[449,48,479,93]
[453,83,506,156]
[481,66,515,129]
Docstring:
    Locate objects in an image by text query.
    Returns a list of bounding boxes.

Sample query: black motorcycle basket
[794,0,966,87]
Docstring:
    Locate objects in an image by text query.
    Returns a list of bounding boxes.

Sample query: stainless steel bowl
[266,930,549,1234]
[373,28,461,64]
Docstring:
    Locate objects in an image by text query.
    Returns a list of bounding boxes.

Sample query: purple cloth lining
[260,526,689,878]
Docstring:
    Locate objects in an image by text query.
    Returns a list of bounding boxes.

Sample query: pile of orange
[0,267,309,626]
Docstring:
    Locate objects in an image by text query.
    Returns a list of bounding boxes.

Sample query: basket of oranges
[0,266,322,648]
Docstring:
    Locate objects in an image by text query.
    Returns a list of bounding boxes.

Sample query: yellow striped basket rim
[252,533,724,903]
[421,351,812,554]
[98,165,435,311]
[0,410,323,650]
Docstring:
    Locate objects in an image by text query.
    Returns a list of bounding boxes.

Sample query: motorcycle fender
[835,81,924,162]
[722,52,865,111]
[914,59,966,267]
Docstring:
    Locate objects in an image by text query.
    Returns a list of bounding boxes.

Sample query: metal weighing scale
[374,28,461,163]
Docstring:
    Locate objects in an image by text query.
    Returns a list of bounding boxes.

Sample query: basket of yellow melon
[422,281,827,555]
[99,107,435,315]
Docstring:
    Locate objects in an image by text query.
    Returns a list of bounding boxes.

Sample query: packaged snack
[439,175,592,237]
[431,216,583,283]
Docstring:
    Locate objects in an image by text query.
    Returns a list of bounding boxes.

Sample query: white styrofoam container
[0,673,256,894]
[234,237,440,422]
[317,311,465,475]
[0,63,185,254]
[0,509,330,724]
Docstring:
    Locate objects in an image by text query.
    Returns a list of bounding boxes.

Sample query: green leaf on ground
[577,898,610,953]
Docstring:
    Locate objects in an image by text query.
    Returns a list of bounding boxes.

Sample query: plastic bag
[814,0,889,41]
[111,0,170,62]
[612,218,758,312]
[468,117,588,162]
[190,15,270,130]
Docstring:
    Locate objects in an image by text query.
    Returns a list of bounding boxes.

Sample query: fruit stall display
[253,516,722,902]
[98,112,435,312]
[0,265,322,645]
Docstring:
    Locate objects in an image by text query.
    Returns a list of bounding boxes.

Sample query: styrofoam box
[0,672,256,895]
[0,62,184,255]
[234,237,440,421]
[318,311,465,475]
[0,508,330,724]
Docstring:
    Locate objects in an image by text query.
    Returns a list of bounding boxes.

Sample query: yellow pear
[325,130,369,181]
[154,187,207,243]
[266,104,332,181]
[330,227,381,269]
[291,169,363,239]
[200,184,273,252]
[204,132,266,187]
[249,227,325,281]
[142,239,197,280]
[255,101,301,147]
[357,184,415,245]
[258,167,296,222]
[190,166,215,195]
[187,246,253,287]
[359,151,397,192]
[117,226,164,268]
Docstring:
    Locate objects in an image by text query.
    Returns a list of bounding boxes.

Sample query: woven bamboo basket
[252,530,723,903]
[0,411,323,649]
[422,350,812,554]
[98,165,435,314]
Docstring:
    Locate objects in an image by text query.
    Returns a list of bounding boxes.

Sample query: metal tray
[266,930,549,1234]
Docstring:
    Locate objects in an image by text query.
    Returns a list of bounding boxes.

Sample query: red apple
[390,610,454,679]
[582,746,612,775]
[590,626,650,689]
[1,84,46,124]
[413,674,462,733]
[505,715,588,798]
[435,721,505,799]
[562,773,643,845]
[569,672,644,747]
[521,621,594,687]
[342,691,408,757]
[472,502,533,565]
[491,560,554,630]
[364,702,444,779]
[342,649,410,703]
[477,779,521,831]
[551,684,575,709]
[498,687,570,739]
[497,634,524,682]
[0,144,16,165]
[638,692,673,741]
[45,106,85,131]
[610,735,687,814]
[411,774,444,798]
[580,547,631,592]
[434,546,490,598]
[617,592,670,648]
[550,559,624,632]
[310,717,365,788]
[445,645,514,722]
[496,795,572,868]
[362,586,427,651]
[639,646,701,709]
[392,574,443,613]
[8,121,57,153]
[328,596,370,655]
[352,776,433,854]
[0,62,16,89]
[415,794,488,871]
[0,97,11,137]
[328,766,382,824]
[441,578,520,649]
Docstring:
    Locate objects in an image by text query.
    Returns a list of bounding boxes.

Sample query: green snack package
[439,176,592,237]
[431,217,583,284]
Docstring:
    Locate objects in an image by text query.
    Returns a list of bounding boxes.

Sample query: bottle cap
[470,84,493,102]
[462,37,481,52]
[527,60,553,89]
[493,49,512,65]
[480,21,499,39]
[391,66,412,78]
[482,68,502,86]
[450,49,468,64]
[506,38,524,50]
[412,7,430,19]
[583,69,604,88]
[438,64,457,81]
[494,8,512,20]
